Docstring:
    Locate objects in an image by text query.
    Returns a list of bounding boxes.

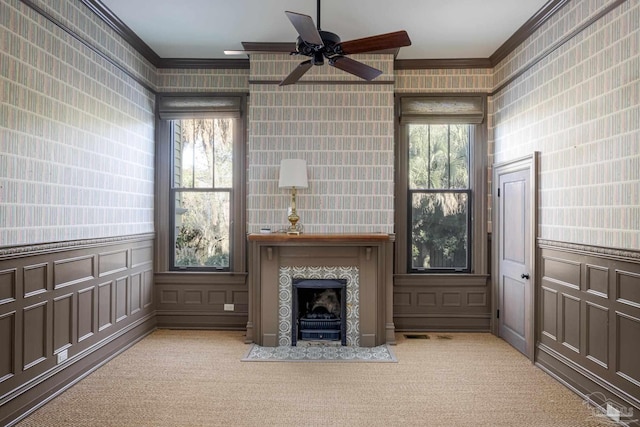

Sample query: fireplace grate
[299,317,341,341]
[300,317,341,330]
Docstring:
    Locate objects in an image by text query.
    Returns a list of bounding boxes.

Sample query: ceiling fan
[224,0,411,86]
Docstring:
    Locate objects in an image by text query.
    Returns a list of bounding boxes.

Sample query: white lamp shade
[278,159,308,189]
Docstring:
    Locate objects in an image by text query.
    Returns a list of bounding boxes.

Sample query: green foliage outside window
[173,119,233,269]
[409,124,470,271]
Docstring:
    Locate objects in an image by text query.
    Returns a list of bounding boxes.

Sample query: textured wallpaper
[3,0,637,252]
[156,68,249,92]
[490,0,639,250]
[0,0,155,246]
[247,54,395,234]
[395,68,493,93]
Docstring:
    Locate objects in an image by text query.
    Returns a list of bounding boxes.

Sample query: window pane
[411,192,468,270]
[428,125,448,188]
[213,120,233,188]
[448,124,470,189]
[174,191,230,268]
[409,124,470,190]
[173,119,236,189]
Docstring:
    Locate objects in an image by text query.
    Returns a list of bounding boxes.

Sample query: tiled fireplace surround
[246,233,395,347]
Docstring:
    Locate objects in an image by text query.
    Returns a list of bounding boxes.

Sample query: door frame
[491,152,539,362]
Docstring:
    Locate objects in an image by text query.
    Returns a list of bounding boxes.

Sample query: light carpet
[17,330,616,427]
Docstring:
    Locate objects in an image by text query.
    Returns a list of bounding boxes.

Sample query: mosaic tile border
[278,266,359,347]
[242,344,396,363]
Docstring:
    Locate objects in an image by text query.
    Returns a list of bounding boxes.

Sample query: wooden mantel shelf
[248,233,394,243]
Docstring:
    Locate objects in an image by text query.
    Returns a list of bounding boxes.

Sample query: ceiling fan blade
[279,60,314,86]
[329,56,383,81]
[285,11,323,46]
[337,30,411,55]
[224,42,296,55]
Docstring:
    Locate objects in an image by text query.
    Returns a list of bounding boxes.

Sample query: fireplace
[292,279,347,346]
[246,233,395,347]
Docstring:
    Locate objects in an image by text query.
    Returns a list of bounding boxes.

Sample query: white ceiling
[98,0,550,60]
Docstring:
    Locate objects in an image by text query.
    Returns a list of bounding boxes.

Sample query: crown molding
[156,58,250,69]
[490,0,571,66]
[82,0,569,71]
[79,0,161,66]
[395,58,492,70]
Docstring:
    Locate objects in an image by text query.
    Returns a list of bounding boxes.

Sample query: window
[396,95,486,274]
[172,118,233,269]
[409,124,471,271]
[157,94,246,272]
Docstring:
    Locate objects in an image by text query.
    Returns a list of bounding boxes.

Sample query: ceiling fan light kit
[225,0,411,86]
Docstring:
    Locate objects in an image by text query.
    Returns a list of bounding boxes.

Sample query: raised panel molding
[0,234,155,427]
[98,281,114,332]
[392,274,490,331]
[542,256,581,290]
[130,273,142,314]
[560,293,580,353]
[585,264,608,298]
[53,293,73,353]
[0,311,16,382]
[77,287,95,342]
[467,291,487,307]
[585,302,608,368]
[23,301,47,370]
[616,270,640,310]
[184,290,203,305]
[207,291,225,305]
[115,276,129,322]
[616,312,640,388]
[54,255,94,289]
[24,263,48,297]
[537,240,640,416]
[0,268,17,304]
[541,286,558,341]
[231,290,248,306]
[160,290,179,304]
[417,292,437,307]
[442,292,462,307]
[131,245,153,268]
[98,249,128,277]
[142,270,153,309]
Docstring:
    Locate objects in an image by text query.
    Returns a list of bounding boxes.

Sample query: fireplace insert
[292,279,347,346]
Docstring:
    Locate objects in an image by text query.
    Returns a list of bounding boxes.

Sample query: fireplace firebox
[292,279,347,346]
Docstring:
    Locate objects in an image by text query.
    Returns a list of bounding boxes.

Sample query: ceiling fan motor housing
[296,30,341,62]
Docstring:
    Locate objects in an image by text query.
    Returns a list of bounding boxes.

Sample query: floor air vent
[404,334,430,339]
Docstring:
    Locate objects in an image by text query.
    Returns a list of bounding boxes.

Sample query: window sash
[171,188,232,271]
[408,189,471,273]
[169,117,237,272]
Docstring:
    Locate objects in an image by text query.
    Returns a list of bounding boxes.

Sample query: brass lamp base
[286,188,302,235]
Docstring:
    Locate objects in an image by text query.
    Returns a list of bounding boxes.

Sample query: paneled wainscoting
[0,234,156,426]
[154,272,248,329]
[393,274,491,331]
[537,240,640,418]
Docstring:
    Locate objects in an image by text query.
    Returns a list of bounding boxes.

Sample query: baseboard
[394,313,491,332]
[155,312,247,330]
[1,315,156,427]
[536,343,640,426]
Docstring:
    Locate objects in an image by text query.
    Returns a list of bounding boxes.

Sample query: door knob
[521,273,530,279]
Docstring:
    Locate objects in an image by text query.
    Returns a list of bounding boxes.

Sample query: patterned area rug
[242,344,397,362]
